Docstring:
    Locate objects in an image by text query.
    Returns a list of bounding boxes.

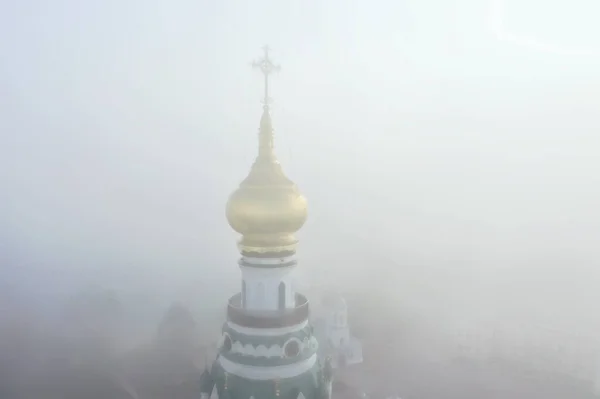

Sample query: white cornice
[226,320,308,336]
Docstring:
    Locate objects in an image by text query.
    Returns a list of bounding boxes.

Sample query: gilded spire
[226,47,307,255]
[252,46,280,160]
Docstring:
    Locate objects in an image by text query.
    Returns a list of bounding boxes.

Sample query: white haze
[1,0,600,364]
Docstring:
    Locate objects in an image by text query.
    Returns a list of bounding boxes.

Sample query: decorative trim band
[240,249,296,258]
[226,320,309,336]
[239,258,297,269]
[227,293,309,328]
[227,336,318,358]
[241,255,295,265]
[239,243,297,255]
[218,353,317,380]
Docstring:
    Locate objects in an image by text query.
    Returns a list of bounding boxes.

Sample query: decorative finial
[251,46,281,157]
[252,45,281,108]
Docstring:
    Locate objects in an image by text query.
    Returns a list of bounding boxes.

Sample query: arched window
[278,282,286,310]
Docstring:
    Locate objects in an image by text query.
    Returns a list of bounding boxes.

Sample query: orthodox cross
[252,45,281,106]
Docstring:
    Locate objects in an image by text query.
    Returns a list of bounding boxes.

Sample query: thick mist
[1,0,599,397]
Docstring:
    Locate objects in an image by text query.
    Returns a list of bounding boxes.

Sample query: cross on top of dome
[252,45,281,107]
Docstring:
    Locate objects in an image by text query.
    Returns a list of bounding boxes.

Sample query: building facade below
[313,294,363,369]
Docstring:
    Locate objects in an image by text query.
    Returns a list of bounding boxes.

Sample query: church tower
[199,47,333,399]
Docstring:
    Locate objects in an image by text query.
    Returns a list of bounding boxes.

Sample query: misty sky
[1,0,599,310]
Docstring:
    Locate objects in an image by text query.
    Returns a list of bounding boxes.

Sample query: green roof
[201,357,333,399]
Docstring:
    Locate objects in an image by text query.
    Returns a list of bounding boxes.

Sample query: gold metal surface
[226,107,307,251]
[226,47,307,252]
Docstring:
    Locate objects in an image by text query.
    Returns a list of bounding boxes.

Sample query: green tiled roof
[201,360,331,399]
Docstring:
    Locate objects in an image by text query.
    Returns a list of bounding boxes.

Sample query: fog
[1,0,600,397]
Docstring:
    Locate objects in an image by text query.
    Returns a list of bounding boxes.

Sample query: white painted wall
[328,324,351,348]
[240,257,297,311]
[325,306,350,347]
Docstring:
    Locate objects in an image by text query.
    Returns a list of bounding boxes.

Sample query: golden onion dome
[226,106,307,253]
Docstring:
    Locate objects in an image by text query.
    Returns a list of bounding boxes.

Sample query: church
[312,294,363,369]
[198,47,334,399]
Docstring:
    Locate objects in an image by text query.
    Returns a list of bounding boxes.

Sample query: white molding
[241,255,295,266]
[231,342,283,358]
[227,320,308,336]
[218,354,317,380]
[225,335,318,358]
